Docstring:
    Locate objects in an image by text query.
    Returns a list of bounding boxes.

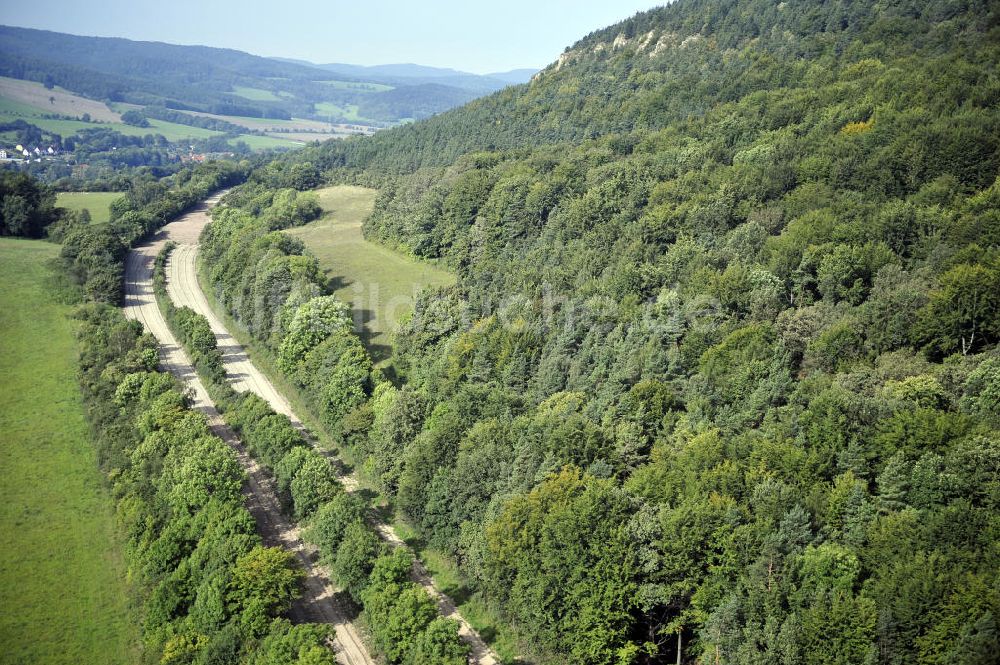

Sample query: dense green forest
[157,230,471,663]
[207,1,1000,663]
[76,302,336,664]
[44,161,355,664]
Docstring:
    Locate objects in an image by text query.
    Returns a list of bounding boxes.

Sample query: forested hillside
[213,1,1000,663]
[297,0,999,173]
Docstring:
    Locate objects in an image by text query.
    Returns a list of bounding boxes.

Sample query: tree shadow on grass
[324,272,352,293]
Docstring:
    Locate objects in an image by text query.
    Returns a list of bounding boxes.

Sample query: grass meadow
[0,239,138,665]
[230,85,282,101]
[0,110,223,141]
[316,79,394,92]
[313,101,367,122]
[284,185,455,363]
[55,191,123,224]
[0,76,120,122]
[230,134,304,150]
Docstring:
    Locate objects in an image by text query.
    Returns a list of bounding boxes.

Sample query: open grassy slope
[0,239,138,665]
[230,85,282,101]
[56,191,123,224]
[284,185,455,362]
[314,101,366,122]
[0,76,120,121]
[230,134,306,150]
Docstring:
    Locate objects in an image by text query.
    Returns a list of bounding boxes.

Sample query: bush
[121,109,151,127]
[331,522,384,603]
[304,493,368,562]
[289,452,341,520]
[402,617,469,665]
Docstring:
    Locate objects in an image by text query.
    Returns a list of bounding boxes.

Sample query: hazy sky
[0,1,665,74]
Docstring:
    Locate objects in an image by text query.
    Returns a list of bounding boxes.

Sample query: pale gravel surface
[123,194,374,665]
[163,199,501,665]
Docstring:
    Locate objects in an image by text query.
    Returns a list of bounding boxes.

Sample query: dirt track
[123,195,374,665]
[161,201,501,665]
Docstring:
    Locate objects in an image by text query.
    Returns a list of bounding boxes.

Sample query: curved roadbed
[123,194,375,665]
[129,194,501,665]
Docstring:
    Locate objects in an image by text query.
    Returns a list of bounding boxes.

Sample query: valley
[1,1,998,664]
[0,76,306,149]
[109,186,504,662]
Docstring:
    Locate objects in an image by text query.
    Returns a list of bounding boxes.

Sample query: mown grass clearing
[0,239,138,665]
[230,134,303,150]
[313,101,367,122]
[230,85,281,101]
[56,191,123,224]
[284,185,455,363]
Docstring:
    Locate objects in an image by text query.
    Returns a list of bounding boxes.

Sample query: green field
[316,79,394,92]
[230,134,303,150]
[0,239,138,665]
[0,91,306,150]
[0,76,121,122]
[313,101,366,122]
[231,85,282,101]
[284,186,455,362]
[56,191,123,224]
[0,96,55,118]
[0,110,223,141]
[0,90,224,140]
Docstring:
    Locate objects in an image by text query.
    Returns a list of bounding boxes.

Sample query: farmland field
[0,107,223,141]
[316,79,394,92]
[0,96,62,119]
[231,85,282,101]
[56,191,123,224]
[0,78,306,149]
[180,108,341,132]
[284,185,455,361]
[263,131,347,143]
[230,134,304,150]
[314,101,367,122]
[0,76,120,121]
[0,239,138,665]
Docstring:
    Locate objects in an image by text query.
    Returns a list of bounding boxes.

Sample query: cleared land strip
[123,198,374,665]
[165,214,501,665]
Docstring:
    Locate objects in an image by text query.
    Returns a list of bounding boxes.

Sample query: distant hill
[315,62,473,79]
[275,59,539,94]
[0,26,509,125]
[484,68,537,84]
